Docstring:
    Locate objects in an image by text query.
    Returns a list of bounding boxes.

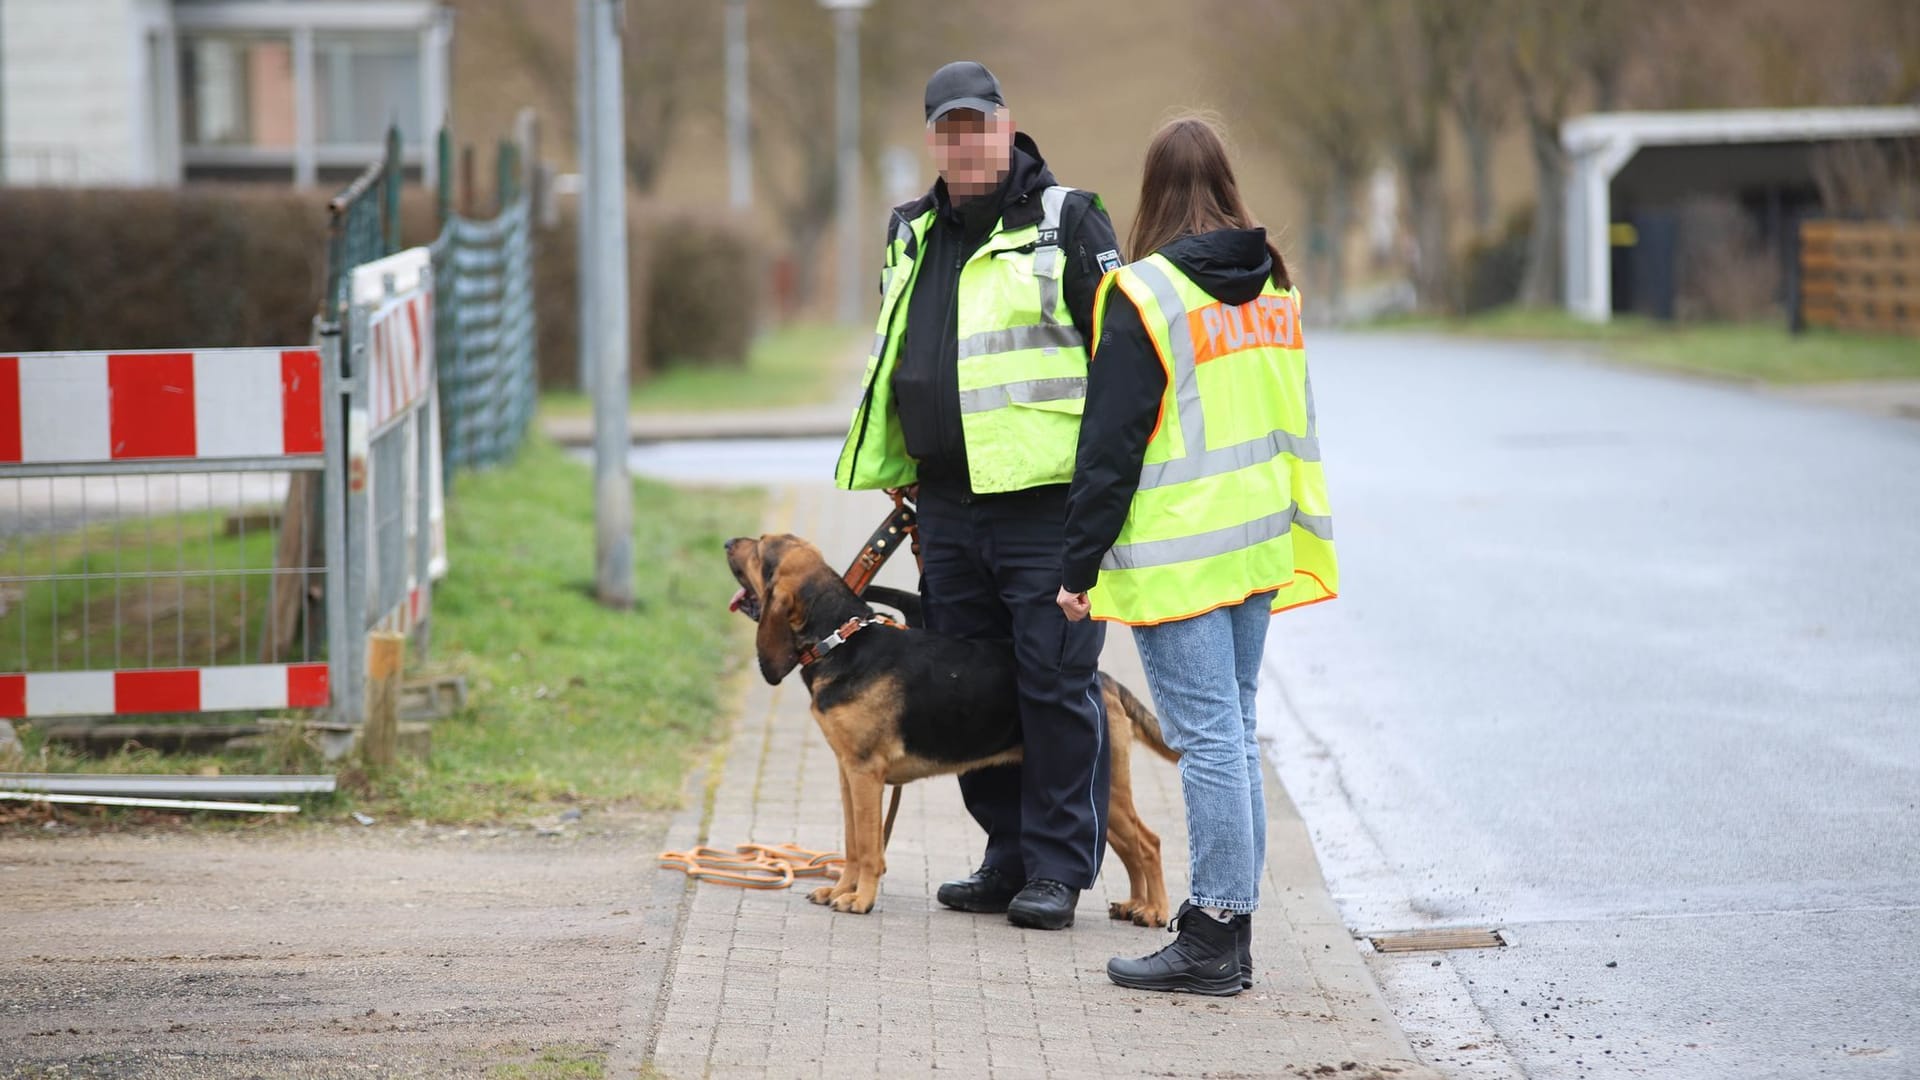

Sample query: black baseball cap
[925,61,1004,123]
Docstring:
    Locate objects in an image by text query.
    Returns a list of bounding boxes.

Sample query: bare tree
[1434,0,1511,238]
[1368,1,1459,311]
[1497,0,1605,305]
[750,0,975,308]
[1217,0,1382,321]
[491,0,703,193]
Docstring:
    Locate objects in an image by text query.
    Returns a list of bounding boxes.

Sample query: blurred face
[928,107,1014,200]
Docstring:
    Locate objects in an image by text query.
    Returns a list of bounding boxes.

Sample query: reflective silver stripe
[1305,368,1320,439]
[955,322,1083,361]
[1127,259,1206,458]
[1034,245,1061,325]
[957,376,1086,415]
[1100,501,1331,572]
[1036,186,1072,326]
[1040,185,1073,230]
[868,330,887,359]
[1137,427,1321,489]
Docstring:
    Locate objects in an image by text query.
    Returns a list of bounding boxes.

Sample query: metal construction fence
[0,119,537,732]
[329,246,443,725]
[0,347,335,720]
[430,131,537,475]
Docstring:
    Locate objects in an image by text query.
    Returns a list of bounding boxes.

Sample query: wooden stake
[260,473,313,662]
[362,632,405,770]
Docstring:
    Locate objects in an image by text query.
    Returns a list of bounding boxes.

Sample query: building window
[316,33,423,150]
[180,33,296,149]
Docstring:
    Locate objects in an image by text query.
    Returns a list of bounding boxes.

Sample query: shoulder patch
[1097,249,1123,274]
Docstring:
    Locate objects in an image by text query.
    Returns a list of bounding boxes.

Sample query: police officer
[834,61,1123,930]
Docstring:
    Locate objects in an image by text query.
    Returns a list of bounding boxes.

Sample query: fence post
[496,138,513,214]
[362,632,404,769]
[459,144,476,218]
[384,125,404,253]
[413,263,438,655]
[437,124,452,228]
[321,325,353,725]
[340,300,373,727]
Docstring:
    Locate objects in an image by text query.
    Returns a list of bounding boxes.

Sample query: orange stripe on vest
[1186,293,1301,364]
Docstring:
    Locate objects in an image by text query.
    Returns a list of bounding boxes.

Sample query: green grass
[1373,307,1920,383]
[6,438,762,826]
[353,438,760,822]
[0,511,290,674]
[485,1044,608,1080]
[543,321,863,416]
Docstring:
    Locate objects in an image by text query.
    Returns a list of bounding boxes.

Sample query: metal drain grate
[1366,928,1508,953]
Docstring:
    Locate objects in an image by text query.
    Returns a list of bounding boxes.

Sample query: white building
[0,0,451,187]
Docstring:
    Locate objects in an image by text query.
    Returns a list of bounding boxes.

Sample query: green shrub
[1458,207,1533,315]
[531,197,651,391]
[0,186,328,350]
[639,204,760,370]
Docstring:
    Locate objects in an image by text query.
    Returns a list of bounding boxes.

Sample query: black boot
[1107,902,1244,996]
[936,865,1023,913]
[1236,912,1253,989]
[1006,879,1078,930]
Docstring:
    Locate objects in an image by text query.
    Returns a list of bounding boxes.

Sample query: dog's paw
[1110,899,1165,927]
[809,884,837,905]
[831,892,875,914]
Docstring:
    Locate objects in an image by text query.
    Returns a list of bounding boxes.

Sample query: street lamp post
[726,0,751,210]
[819,0,870,326]
[585,0,633,610]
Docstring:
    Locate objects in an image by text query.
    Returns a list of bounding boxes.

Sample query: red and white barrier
[0,349,324,465]
[367,290,433,431]
[0,663,329,719]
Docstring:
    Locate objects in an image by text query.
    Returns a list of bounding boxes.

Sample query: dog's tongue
[728,587,748,613]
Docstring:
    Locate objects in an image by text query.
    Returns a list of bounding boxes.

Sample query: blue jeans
[1131,592,1275,913]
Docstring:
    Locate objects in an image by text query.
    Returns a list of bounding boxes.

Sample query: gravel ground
[1,808,672,1079]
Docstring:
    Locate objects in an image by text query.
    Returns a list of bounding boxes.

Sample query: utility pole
[820,0,870,325]
[587,0,633,609]
[575,0,598,393]
[726,0,751,210]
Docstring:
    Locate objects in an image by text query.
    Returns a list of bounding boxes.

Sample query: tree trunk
[1404,157,1453,312]
[1323,181,1354,323]
[1518,117,1566,307]
[789,216,827,309]
[1462,120,1496,237]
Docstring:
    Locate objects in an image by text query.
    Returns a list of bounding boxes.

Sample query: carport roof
[1562,106,1920,155]
[1559,106,1920,322]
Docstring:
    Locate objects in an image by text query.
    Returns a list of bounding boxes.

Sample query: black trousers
[917,487,1111,890]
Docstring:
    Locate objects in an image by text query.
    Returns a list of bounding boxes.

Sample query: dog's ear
[755,560,806,685]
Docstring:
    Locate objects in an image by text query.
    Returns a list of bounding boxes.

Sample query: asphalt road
[1257,332,1920,1079]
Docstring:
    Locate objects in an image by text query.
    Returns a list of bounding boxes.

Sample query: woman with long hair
[1057,115,1339,995]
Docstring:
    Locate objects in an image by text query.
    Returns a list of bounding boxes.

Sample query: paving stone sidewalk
[614,484,1437,1080]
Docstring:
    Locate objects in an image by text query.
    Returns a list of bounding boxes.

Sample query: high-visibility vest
[835,186,1092,494]
[1086,251,1338,626]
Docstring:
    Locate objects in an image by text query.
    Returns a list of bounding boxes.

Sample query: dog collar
[798,616,897,668]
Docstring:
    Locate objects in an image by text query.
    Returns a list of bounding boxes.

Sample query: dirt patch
[0,811,673,1079]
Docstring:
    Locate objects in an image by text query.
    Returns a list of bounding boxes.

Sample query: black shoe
[1006,879,1078,930]
[1236,912,1253,989]
[936,865,1022,913]
[1107,902,1245,996]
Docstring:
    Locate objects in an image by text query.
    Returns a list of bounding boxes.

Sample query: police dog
[725,533,1176,922]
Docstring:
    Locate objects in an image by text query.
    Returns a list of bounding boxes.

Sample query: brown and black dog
[725,532,1177,923]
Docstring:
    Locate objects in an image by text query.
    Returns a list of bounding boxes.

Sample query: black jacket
[888,131,1120,498]
[1061,228,1278,594]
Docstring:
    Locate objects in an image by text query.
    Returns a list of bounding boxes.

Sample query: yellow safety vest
[1086,252,1339,625]
[835,187,1092,494]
